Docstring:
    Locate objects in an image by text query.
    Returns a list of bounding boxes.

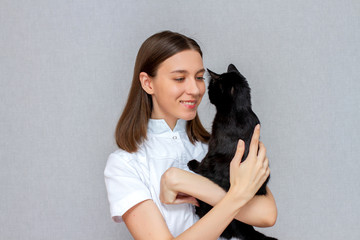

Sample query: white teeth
[181,101,195,105]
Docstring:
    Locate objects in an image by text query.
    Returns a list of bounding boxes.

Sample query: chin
[180,112,197,121]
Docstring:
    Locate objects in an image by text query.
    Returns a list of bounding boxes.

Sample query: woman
[104,30,277,240]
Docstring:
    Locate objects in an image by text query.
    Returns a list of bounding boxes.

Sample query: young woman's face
[149,50,206,129]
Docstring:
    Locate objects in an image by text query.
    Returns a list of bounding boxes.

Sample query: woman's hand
[228,124,270,207]
[160,167,199,206]
[158,125,276,226]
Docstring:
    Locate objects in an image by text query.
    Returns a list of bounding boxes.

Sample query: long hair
[115,31,210,153]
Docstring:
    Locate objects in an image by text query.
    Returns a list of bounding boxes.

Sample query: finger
[231,140,245,166]
[266,167,271,178]
[263,157,269,169]
[254,167,269,187]
[257,141,266,159]
[258,167,270,187]
[249,124,261,158]
[174,196,199,206]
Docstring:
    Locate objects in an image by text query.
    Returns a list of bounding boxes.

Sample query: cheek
[199,82,206,97]
[158,83,183,101]
[154,79,176,97]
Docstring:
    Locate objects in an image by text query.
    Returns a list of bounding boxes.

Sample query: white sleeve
[104,151,151,222]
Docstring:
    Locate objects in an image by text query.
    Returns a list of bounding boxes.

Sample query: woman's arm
[123,189,248,240]
[124,125,270,240]
[161,165,277,227]
[160,127,277,227]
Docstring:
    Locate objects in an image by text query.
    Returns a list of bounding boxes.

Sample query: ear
[139,72,154,94]
[227,64,239,73]
[228,64,246,79]
[207,68,220,80]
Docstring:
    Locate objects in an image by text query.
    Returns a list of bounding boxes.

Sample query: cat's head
[207,64,251,111]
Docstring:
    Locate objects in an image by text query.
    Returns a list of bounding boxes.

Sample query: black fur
[188,64,276,240]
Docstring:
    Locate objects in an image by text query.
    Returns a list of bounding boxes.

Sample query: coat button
[172,136,177,140]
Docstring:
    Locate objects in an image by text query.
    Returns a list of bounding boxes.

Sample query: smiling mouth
[180,100,197,109]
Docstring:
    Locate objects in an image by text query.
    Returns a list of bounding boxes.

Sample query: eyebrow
[170,68,205,75]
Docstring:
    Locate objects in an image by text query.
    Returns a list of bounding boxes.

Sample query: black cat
[188,64,276,240]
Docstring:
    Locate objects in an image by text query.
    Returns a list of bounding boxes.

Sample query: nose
[185,78,202,96]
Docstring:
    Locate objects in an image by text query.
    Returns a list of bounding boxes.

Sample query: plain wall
[1,0,359,239]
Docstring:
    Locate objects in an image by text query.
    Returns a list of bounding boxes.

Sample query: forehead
[158,50,204,73]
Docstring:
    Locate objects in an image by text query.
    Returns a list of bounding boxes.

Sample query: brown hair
[115,31,210,153]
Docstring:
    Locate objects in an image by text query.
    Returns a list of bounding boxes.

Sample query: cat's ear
[228,64,246,79]
[227,64,239,73]
[207,68,220,80]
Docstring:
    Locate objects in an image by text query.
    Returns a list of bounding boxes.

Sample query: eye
[196,76,205,81]
[174,77,185,82]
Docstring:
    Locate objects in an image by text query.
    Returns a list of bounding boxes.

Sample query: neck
[151,114,177,130]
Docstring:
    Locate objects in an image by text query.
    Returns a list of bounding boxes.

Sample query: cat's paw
[187,160,199,172]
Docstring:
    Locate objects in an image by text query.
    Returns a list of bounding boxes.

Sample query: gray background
[1,0,359,239]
